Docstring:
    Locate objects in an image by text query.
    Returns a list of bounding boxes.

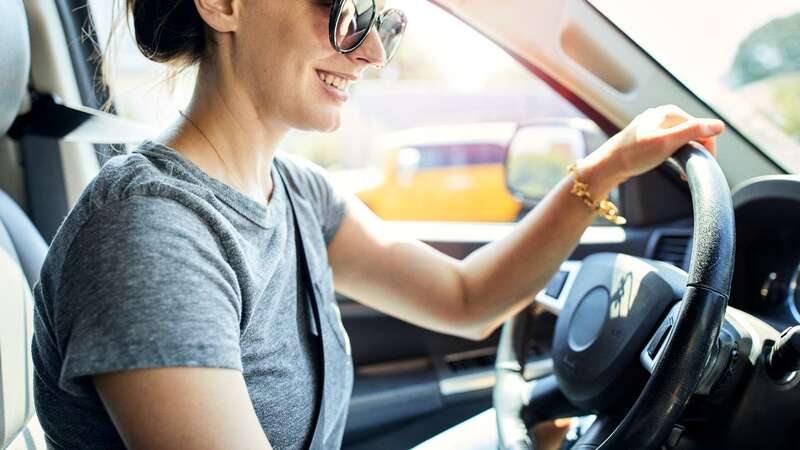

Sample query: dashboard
[534,175,800,331]
[729,175,800,330]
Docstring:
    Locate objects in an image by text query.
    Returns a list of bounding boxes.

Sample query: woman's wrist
[573,144,628,201]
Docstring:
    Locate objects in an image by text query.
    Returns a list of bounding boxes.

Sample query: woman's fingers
[604,105,725,181]
[639,105,723,157]
[652,118,724,156]
[695,135,719,157]
[656,118,724,142]
[532,419,571,450]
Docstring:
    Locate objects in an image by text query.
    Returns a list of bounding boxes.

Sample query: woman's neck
[160,64,288,206]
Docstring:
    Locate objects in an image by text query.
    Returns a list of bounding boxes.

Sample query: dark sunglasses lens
[335,0,376,51]
[378,9,406,63]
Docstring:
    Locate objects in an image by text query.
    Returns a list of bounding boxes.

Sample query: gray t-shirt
[31,141,353,449]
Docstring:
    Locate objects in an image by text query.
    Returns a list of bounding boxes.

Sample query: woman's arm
[328,105,724,340]
[94,368,271,450]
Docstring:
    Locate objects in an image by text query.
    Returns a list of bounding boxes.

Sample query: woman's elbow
[446,313,499,341]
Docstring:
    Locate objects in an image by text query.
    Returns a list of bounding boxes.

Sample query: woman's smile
[316,69,357,103]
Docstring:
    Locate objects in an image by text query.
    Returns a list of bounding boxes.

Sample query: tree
[728,11,800,87]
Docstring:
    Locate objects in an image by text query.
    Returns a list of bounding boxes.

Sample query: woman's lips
[318,75,348,103]
[316,70,355,103]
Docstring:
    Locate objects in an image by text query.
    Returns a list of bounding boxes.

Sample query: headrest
[0,0,31,136]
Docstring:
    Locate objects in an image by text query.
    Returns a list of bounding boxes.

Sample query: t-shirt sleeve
[57,195,243,397]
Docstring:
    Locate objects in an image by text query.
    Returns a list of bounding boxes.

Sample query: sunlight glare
[398,0,517,91]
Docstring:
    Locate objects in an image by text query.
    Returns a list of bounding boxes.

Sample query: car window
[589,0,800,173]
[90,0,612,223]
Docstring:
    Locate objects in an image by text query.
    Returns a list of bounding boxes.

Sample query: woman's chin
[304,110,342,133]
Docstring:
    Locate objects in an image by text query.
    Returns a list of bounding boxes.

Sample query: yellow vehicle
[356,119,599,222]
[356,122,524,222]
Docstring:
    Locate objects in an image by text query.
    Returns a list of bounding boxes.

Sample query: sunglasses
[328,0,407,66]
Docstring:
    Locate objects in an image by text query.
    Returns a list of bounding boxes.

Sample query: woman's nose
[350,27,387,68]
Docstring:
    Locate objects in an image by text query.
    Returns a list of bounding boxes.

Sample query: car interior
[2,0,800,449]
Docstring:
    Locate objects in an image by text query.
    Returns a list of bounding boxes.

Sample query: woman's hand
[595,104,725,185]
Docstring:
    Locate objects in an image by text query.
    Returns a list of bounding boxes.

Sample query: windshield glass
[589,0,800,173]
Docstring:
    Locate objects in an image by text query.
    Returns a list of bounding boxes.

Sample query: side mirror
[504,118,606,203]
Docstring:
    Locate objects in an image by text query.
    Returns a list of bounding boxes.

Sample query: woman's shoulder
[275,152,329,188]
[275,151,340,204]
[275,152,348,246]
[86,143,215,212]
[44,148,224,276]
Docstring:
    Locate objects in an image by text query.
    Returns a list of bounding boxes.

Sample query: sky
[392,0,517,89]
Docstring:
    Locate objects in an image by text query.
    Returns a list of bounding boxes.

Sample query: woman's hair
[126,0,208,67]
[94,0,207,112]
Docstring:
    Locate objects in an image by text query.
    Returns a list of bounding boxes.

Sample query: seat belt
[275,159,328,450]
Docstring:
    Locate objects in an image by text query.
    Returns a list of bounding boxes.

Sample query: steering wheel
[494,143,735,450]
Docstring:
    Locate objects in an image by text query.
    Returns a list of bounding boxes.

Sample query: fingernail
[705,121,724,134]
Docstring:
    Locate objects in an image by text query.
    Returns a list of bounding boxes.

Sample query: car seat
[0,0,48,448]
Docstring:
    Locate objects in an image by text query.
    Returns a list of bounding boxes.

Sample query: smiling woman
[34,1,398,448]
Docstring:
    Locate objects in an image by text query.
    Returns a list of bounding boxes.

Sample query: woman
[31,0,724,449]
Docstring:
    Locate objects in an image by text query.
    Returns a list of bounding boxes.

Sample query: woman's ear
[194,0,239,33]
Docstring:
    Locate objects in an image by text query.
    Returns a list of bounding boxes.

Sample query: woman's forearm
[457,145,624,339]
[456,105,724,340]
[330,107,723,341]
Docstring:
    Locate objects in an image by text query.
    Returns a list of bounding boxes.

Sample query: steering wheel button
[647,324,672,359]
[545,270,569,298]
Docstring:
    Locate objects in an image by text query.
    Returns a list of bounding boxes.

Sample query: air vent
[648,230,692,269]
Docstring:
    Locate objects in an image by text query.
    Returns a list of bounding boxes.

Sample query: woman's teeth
[318,71,351,92]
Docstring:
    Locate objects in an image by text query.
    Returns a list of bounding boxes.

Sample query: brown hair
[95,0,208,111]
[126,0,208,67]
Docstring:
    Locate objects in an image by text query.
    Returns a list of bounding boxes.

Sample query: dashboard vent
[649,230,691,269]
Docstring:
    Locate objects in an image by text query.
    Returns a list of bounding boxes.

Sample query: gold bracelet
[567,163,627,225]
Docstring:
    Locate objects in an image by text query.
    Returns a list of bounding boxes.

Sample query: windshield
[590,0,800,173]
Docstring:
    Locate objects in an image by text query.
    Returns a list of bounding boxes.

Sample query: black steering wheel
[494,143,735,450]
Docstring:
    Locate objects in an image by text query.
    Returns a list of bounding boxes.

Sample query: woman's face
[225,0,387,132]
